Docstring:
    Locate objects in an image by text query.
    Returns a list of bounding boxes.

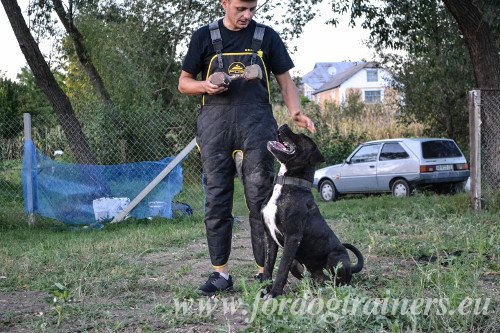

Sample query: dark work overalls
[196,21,277,268]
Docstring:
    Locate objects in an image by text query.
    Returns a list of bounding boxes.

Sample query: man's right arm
[178,70,227,96]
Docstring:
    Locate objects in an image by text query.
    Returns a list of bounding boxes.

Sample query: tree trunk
[52,0,113,106]
[1,0,97,164]
[443,0,500,190]
[443,0,500,89]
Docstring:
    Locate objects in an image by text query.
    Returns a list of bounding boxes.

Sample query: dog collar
[275,176,313,189]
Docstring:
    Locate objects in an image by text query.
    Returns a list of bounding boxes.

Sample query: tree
[51,0,113,105]
[371,1,474,148]
[1,0,97,163]
[442,0,500,89]
[339,0,499,180]
[0,76,23,140]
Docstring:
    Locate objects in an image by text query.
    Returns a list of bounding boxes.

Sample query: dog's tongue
[275,142,286,150]
[270,141,286,151]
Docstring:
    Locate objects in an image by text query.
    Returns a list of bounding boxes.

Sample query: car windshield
[421,140,462,159]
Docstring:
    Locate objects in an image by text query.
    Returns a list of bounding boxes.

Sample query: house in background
[301,61,394,106]
[301,62,359,100]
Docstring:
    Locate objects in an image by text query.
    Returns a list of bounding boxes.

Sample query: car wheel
[391,179,410,197]
[320,180,337,202]
[451,181,466,194]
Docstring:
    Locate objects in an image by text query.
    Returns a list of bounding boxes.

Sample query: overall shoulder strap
[251,23,266,64]
[209,20,224,69]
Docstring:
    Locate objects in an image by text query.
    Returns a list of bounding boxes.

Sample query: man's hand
[178,70,227,96]
[205,73,229,95]
[204,79,228,95]
[292,112,316,133]
[275,71,316,134]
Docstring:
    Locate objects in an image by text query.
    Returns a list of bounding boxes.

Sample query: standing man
[178,0,315,296]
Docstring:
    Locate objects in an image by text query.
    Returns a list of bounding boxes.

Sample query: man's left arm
[275,71,316,133]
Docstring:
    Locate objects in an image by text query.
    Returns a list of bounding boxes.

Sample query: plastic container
[148,201,168,217]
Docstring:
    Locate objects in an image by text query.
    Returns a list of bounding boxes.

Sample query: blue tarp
[22,140,183,225]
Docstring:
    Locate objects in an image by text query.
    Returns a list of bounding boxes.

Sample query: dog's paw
[262,292,274,300]
[261,287,283,299]
[259,284,272,298]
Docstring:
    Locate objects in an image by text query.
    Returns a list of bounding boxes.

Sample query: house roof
[312,61,379,95]
[301,62,359,90]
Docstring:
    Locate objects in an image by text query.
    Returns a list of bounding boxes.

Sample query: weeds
[48,283,72,327]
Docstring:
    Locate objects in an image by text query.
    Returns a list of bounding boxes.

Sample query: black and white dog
[261,124,364,298]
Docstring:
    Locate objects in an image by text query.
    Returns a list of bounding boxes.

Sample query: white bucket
[92,197,130,222]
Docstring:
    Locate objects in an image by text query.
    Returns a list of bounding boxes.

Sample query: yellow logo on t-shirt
[228,62,245,75]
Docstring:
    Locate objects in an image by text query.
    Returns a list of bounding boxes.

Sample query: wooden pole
[468,90,482,211]
[111,138,197,223]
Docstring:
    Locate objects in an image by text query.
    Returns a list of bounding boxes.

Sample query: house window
[364,90,381,103]
[366,69,378,82]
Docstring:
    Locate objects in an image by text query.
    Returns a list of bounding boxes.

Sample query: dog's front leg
[266,234,302,298]
[263,231,278,281]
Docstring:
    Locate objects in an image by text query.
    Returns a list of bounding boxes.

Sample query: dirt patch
[0,291,50,332]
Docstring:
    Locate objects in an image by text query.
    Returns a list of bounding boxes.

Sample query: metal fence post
[23,113,36,225]
[468,90,481,211]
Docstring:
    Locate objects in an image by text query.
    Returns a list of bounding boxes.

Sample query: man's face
[221,0,257,31]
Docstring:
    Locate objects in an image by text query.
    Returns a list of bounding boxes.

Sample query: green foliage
[342,90,365,118]
[16,68,58,127]
[48,282,72,327]
[320,0,497,148]
[0,70,57,161]
[333,0,498,54]
[300,95,311,107]
[0,76,23,140]
[51,3,202,163]
[373,2,474,149]
[387,49,472,149]
[306,99,366,166]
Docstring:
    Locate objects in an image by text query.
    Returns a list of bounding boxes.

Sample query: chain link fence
[3,88,498,223]
[468,89,500,211]
[0,107,205,225]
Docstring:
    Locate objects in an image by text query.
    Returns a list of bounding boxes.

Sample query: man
[178,0,315,296]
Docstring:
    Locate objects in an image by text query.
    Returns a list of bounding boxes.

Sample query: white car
[314,138,470,201]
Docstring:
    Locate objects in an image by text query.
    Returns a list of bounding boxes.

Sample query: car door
[376,142,416,191]
[337,144,381,192]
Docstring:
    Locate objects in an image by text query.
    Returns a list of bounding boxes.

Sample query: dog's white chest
[262,164,286,247]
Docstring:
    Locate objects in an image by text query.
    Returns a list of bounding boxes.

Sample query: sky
[0,2,374,81]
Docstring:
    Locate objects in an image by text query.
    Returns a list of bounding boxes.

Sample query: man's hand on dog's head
[292,112,316,133]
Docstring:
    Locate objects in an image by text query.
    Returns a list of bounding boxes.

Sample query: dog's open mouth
[268,139,296,154]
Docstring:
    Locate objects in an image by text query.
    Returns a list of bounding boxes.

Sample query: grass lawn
[0,179,498,332]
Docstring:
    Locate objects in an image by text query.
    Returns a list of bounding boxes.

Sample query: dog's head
[267,124,325,171]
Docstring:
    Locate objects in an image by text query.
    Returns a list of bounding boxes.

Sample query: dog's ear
[309,148,325,165]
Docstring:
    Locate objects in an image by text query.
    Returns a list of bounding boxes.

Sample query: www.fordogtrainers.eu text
[171,292,491,323]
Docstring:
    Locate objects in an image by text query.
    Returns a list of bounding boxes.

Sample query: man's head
[221,0,257,31]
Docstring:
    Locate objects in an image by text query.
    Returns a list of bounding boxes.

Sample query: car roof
[362,138,456,145]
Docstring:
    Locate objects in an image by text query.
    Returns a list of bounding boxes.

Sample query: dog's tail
[343,243,364,274]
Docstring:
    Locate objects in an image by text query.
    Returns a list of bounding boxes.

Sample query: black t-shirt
[182,19,294,80]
